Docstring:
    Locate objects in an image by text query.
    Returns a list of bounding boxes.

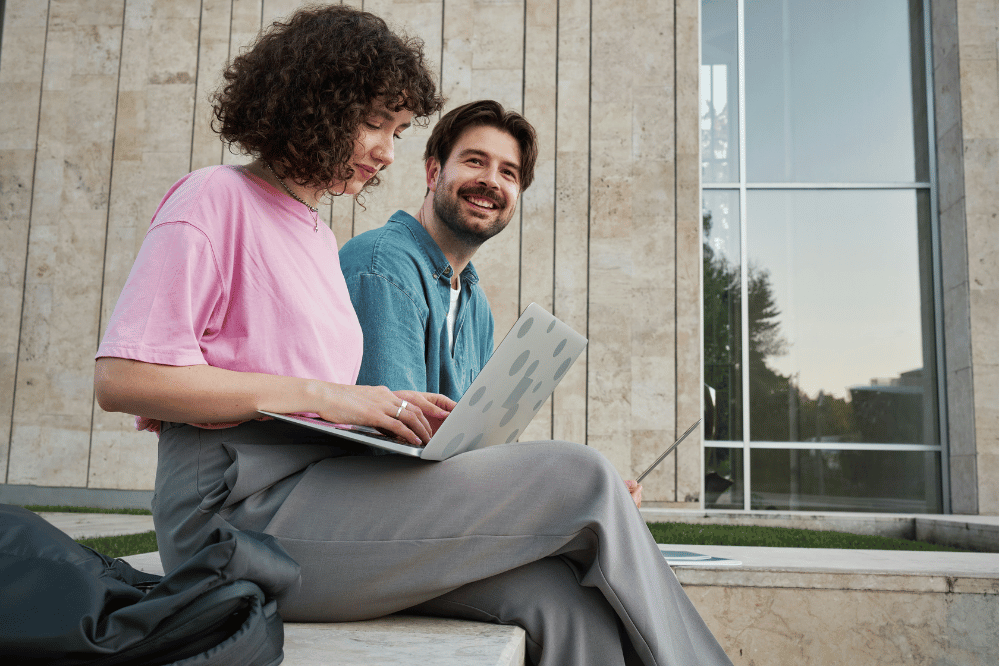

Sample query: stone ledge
[281,616,526,666]
[664,544,998,594]
[657,544,999,666]
[915,515,998,551]
[641,508,1000,552]
[40,512,155,540]
[120,552,525,666]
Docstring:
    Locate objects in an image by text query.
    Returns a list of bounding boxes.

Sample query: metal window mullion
[737,0,751,513]
[705,441,944,452]
[923,0,950,513]
[697,4,706,510]
[703,182,933,189]
[747,441,944,452]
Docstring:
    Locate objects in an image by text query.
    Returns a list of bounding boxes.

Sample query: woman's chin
[329,179,367,197]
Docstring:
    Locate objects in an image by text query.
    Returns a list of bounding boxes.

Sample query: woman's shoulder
[150,165,255,233]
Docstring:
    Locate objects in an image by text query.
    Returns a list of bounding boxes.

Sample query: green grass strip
[26,506,974,555]
[647,522,970,552]
[73,524,967,560]
[77,531,159,559]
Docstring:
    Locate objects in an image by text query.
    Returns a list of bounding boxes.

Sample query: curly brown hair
[212,5,444,195]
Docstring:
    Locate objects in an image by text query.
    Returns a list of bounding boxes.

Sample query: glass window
[705,446,744,510]
[746,190,939,445]
[744,0,929,183]
[703,191,742,442]
[701,0,739,184]
[750,448,942,513]
[700,0,941,513]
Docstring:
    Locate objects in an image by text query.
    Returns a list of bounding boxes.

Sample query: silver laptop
[259,302,587,460]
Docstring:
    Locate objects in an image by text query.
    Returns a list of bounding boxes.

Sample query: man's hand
[624,480,642,508]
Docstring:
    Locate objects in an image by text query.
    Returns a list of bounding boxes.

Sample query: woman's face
[333,103,416,196]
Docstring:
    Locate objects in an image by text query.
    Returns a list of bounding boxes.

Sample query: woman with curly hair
[95,2,451,597]
[94,6,733,666]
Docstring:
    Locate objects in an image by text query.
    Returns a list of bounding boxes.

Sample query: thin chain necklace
[265,162,320,232]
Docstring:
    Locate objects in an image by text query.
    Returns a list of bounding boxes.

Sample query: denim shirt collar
[389,210,481,287]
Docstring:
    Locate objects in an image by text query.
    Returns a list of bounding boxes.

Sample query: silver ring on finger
[394,400,408,419]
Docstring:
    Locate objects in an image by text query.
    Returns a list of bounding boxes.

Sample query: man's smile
[459,187,504,211]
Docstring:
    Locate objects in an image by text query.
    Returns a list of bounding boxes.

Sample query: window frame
[699,0,949,512]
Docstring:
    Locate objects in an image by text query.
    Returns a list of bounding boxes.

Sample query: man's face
[428,125,522,245]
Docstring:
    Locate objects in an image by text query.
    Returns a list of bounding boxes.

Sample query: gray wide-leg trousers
[153,420,733,666]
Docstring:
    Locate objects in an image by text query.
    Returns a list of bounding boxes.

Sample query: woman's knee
[527,440,626,501]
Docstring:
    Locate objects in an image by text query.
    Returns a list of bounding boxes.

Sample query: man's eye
[366,122,381,130]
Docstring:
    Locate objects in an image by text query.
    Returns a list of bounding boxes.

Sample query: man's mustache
[457,185,505,209]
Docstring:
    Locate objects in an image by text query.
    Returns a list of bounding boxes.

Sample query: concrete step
[39,512,155,539]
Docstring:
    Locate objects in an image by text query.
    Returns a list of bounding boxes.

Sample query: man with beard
[339,100,537,400]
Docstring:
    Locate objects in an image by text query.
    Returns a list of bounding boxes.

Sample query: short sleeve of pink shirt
[97,165,364,431]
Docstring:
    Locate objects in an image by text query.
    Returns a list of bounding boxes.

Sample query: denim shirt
[339,210,495,401]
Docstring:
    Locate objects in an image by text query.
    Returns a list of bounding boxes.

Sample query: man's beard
[432,184,514,246]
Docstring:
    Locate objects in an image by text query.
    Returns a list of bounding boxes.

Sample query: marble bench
[121,552,526,666]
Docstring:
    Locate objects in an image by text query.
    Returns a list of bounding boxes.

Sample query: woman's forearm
[94,357,321,424]
[93,357,451,445]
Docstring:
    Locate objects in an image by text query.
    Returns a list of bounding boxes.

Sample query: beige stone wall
[687,584,998,666]
[0,0,703,502]
[1,0,994,511]
[932,0,999,515]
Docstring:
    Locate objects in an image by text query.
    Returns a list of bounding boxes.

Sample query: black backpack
[0,504,300,665]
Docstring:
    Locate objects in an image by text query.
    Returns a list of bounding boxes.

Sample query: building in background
[0,0,995,515]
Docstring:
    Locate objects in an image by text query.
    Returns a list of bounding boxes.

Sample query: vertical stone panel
[351,0,443,240]
[440,0,474,104]
[90,0,201,490]
[0,1,49,481]
[589,0,634,474]
[628,1,678,501]
[955,0,998,514]
[267,0,354,240]
[328,0,364,243]
[553,0,589,445]
[190,0,232,171]
[222,0,262,167]
[7,0,124,487]
[518,0,557,442]
[674,0,702,503]
[262,0,304,22]
[439,0,525,348]
[931,0,976,512]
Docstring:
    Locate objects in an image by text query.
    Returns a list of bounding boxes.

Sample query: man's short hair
[424,100,538,191]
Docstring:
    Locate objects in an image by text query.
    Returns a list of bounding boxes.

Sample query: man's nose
[477,164,500,189]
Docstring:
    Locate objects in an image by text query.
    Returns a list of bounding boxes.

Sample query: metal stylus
[636,418,703,483]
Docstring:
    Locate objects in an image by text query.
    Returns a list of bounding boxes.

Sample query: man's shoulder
[340,214,432,284]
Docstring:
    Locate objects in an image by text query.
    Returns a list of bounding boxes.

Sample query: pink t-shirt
[97,165,364,432]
